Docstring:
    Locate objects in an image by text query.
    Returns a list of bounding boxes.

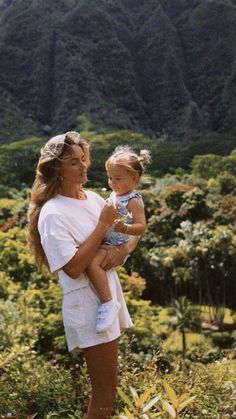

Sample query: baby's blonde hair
[105,145,151,177]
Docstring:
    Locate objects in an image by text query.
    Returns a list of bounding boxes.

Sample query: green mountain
[0,0,236,143]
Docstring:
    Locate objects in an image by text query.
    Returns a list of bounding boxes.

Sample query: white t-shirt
[38,190,105,294]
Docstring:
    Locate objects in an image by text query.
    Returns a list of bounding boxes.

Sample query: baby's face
[106,164,138,196]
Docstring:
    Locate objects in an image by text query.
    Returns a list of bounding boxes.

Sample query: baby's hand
[113,219,127,233]
[99,200,118,227]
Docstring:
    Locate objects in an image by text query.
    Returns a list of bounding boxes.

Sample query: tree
[0,137,44,187]
[168,296,201,359]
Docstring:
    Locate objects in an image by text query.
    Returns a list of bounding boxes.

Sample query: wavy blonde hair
[105,145,151,176]
[27,131,90,271]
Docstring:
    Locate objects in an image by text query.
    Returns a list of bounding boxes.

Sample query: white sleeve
[39,213,78,273]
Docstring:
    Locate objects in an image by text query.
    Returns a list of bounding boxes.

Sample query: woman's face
[59,145,88,186]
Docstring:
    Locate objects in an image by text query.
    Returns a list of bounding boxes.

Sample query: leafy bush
[216,171,236,195]
[191,148,236,180]
[210,332,235,349]
[131,176,236,311]
[0,137,44,188]
[0,350,85,418]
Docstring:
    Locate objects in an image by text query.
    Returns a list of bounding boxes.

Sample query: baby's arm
[113,197,146,235]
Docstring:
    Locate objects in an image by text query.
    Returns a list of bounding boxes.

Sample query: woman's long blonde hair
[27,131,90,271]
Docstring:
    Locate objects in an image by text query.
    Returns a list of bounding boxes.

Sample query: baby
[86,145,151,333]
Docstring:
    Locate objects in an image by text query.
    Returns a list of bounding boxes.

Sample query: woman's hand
[100,245,127,270]
[100,235,140,270]
[99,201,118,228]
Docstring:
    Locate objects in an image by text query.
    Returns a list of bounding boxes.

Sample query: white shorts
[62,270,133,352]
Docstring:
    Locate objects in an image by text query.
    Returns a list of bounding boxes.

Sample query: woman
[27,131,137,419]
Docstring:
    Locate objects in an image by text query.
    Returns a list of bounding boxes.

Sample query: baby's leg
[86,248,112,303]
[87,248,121,334]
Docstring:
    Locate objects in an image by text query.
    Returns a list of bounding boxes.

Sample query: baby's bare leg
[86,248,112,303]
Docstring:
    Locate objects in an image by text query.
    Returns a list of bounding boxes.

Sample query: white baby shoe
[96,299,121,333]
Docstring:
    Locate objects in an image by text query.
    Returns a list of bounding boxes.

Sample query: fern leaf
[138,384,156,407]
[130,386,139,403]
[177,393,189,404]
[163,380,178,408]
[117,387,135,410]
[143,396,160,413]
[161,400,176,418]
[178,395,197,412]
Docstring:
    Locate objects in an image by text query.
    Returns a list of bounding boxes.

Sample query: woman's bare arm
[62,202,117,278]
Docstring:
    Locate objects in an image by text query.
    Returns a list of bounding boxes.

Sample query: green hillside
[1,0,236,142]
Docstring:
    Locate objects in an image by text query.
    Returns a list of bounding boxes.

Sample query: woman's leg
[83,338,119,419]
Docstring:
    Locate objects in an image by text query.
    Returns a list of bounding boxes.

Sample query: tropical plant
[168,297,201,359]
[118,384,160,418]
[117,380,196,418]
[159,380,196,419]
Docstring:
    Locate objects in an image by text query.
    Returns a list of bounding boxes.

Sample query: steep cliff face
[0,0,236,142]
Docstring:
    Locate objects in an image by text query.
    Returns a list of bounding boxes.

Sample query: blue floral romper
[103,191,143,246]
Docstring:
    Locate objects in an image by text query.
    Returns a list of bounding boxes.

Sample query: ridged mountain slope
[0,0,236,142]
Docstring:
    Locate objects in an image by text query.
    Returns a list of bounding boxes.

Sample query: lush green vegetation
[1,131,236,189]
[0,221,235,418]
[1,0,236,142]
[1,0,236,414]
[0,137,45,189]
[0,141,236,418]
[134,178,236,311]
